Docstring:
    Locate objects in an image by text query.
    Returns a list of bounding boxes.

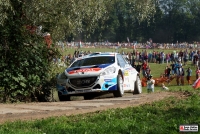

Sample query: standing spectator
[136,62,142,77]
[152,51,156,63]
[142,60,148,78]
[156,52,161,64]
[74,49,77,58]
[145,65,151,78]
[195,67,200,80]
[178,61,182,67]
[186,67,192,85]
[193,53,198,67]
[136,50,139,61]
[170,62,175,75]
[131,53,136,67]
[128,52,132,65]
[164,66,168,77]
[147,75,155,93]
[166,53,170,64]
[183,52,189,66]
[179,50,184,62]
[170,52,175,63]
[139,52,142,62]
[175,52,179,62]
[161,51,165,64]
[144,52,148,61]
[166,66,171,78]
[174,61,179,75]
[190,50,194,62]
[70,55,76,64]
[148,51,152,62]
[176,65,185,85]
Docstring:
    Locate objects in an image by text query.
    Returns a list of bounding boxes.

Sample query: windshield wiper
[71,67,81,70]
[90,65,99,68]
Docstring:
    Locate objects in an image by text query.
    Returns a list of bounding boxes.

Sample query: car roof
[88,52,118,56]
[76,52,118,60]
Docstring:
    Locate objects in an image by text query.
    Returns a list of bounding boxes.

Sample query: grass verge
[0,89,199,134]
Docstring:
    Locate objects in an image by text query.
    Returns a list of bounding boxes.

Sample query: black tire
[113,74,124,97]
[58,92,71,101]
[133,76,142,94]
[83,94,94,100]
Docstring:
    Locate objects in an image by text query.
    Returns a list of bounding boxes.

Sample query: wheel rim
[119,76,124,94]
[137,78,142,93]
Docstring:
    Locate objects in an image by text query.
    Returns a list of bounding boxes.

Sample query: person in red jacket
[142,60,148,78]
[196,67,200,80]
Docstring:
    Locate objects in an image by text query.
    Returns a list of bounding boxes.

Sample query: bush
[0,39,60,102]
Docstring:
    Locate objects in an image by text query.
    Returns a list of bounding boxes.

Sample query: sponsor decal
[123,84,130,87]
[76,79,91,85]
[104,79,112,82]
[124,77,129,82]
[124,71,129,76]
[98,64,112,68]
[69,68,101,74]
[67,64,111,73]
[103,75,115,79]
[100,78,104,83]
[125,68,134,70]
[108,82,116,85]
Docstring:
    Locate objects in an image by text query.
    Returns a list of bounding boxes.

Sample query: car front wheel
[113,74,124,97]
[58,92,71,101]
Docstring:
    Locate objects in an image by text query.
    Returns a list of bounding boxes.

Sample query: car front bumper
[57,75,118,95]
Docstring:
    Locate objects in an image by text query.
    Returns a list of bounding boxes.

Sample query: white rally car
[56,52,142,101]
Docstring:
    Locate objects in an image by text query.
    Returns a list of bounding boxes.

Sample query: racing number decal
[124,70,129,76]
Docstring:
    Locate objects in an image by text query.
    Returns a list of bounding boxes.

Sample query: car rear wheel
[58,92,71,101]
[133,76,142,94]
[113,74,124,97]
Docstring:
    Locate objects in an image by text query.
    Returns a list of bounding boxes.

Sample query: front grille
[69,77,98,88]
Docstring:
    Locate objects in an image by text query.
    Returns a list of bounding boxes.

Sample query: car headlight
[100,66,116,76]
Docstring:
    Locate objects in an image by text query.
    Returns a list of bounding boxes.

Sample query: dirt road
[0,92,181,124]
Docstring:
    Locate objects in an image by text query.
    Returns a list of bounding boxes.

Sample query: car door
[117,54,131,90]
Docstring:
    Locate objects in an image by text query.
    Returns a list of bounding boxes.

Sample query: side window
[123,57,130,64]
[117,54,126,68]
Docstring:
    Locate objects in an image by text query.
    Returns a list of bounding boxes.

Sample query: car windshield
[70,56,115,67]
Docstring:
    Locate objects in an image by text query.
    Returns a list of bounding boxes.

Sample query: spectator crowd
[53,41,200,92]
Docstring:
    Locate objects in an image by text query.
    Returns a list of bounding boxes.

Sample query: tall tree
[157,0,200,42]
[0,0,107,102]
[86,0,157,42]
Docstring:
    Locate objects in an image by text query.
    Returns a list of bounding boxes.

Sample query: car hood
[65,64,112,76]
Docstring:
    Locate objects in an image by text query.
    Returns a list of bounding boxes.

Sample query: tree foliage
[84,0,200,43]
[0,0,157,102]
[80,0,157,42]
[141,0,200,42]
[0,0,108,102]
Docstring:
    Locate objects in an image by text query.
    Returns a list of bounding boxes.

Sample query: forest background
[1,0,200,102]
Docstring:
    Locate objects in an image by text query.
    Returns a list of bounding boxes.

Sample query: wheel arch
[118,69,124,81]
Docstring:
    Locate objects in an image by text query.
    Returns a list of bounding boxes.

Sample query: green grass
[1,47,200,134]
[0,89,200,134]
[61,47,187,56]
